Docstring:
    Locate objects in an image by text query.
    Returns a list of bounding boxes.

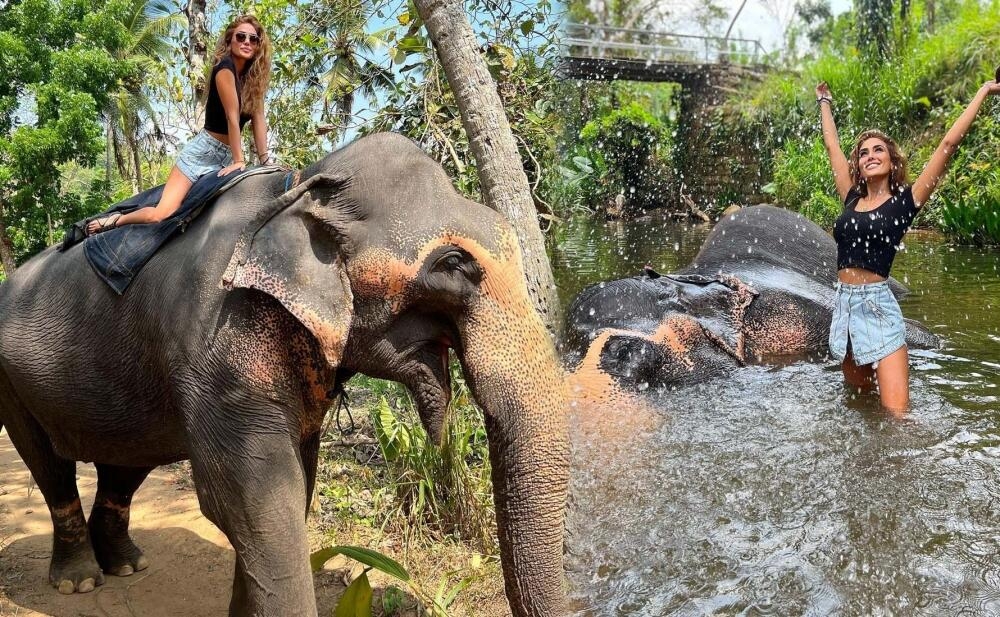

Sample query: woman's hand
[981,80,1000,96]
[815,81,832,101]
[218,161,246,177]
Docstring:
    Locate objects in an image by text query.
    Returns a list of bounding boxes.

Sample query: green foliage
[931,106,1000,244]
[577,102,673,216]
[767,138,842,228]
[311,545,411,581]
[367,362,494,551]
[311,544,476,616]
[336,573,374,617]
[381,586,406,615]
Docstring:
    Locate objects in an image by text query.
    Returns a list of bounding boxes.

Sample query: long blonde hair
[848,129,910,196]
[210,15,272,116]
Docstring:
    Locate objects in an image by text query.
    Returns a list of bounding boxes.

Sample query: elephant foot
[48,499,106,594]
[88,506,149,577]
[49,544,105,594]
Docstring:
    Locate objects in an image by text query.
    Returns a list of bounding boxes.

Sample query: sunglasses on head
[234,31,260,45]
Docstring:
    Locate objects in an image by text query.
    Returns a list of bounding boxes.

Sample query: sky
[660,0,853,54]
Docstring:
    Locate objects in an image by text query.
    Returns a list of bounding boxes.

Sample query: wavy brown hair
[210,15,272,116]
[848,129,909,196]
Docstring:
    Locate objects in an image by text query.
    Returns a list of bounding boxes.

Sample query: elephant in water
[0,134,567,617]
[565,205,939,392]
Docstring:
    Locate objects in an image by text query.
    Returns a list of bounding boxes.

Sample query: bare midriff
[206,129,230,146]
[838,267,886,284]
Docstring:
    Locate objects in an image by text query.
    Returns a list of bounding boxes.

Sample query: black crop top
[833,185,918,278]
[204,56,251,134]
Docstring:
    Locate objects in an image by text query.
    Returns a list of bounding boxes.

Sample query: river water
[553,212,1000,616]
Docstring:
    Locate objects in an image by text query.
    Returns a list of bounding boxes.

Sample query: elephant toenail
[116,565,134,576]
[135,555,149,571]
[78,578,96,593]
[57,580,75,594]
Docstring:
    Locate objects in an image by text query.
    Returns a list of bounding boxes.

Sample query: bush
[364,363,495,552]
[767,138,842,228]
[577,102,673,216]
[931,105,1000,244]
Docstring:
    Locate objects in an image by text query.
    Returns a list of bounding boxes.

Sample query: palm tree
[310,0,395,140]
[103,0,182,192]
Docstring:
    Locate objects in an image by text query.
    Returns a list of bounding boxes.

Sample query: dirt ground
[0,429,508,617]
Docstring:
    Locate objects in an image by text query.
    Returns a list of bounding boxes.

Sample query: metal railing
[561,22,766,65]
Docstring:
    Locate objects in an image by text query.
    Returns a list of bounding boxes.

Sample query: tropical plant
[307,0,395,141]
[0,0,124,271]
[310,545,479,617]
[368,361,495,551]
[577,102,673,217]
[90,0,182,192]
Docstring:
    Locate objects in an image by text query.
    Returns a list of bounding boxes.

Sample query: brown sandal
[86,212,122,236]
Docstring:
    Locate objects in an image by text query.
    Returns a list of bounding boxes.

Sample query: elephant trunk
[458,297,569,616]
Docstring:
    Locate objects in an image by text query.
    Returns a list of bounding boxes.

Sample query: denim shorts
[175,130,233,182]
[829,280,906,366]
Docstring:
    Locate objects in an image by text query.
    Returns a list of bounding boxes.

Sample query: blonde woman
[87,15,273,235]
[817,79,1000,412]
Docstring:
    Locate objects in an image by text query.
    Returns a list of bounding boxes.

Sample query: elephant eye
[433,250,466,272]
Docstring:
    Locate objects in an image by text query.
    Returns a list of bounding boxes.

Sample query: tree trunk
[412,0,559,333]
[131,136,143,191]
[184,0,209,128]
[0,203,18,276]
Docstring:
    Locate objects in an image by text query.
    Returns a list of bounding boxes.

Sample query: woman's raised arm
[816,82,852,201]
[912,80,1000,207]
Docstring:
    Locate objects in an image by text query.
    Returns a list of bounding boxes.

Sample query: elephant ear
[664,273,757,363]
[222,174,354,369]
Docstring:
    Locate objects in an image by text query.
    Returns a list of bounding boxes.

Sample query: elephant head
[221,133,568,616]
[565,272,758,391]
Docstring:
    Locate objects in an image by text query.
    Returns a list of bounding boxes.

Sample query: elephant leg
[0,390,103,593]
[187,409,316,617]
[88,464,154,576]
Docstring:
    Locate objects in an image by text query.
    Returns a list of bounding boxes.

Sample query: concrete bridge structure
[556,23,771,212]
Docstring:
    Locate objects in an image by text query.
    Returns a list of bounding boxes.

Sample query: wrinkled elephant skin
[566,205,939,392]
[0,134,568,617]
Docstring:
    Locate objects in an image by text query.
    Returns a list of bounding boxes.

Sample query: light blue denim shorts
[175,130,233,182]
[829,280,906,366]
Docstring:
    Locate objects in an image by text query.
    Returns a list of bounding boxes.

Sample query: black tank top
[833,185,918,278]
[204,56,250,134]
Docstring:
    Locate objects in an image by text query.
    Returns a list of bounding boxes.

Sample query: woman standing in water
[87,15,273,234]
[817,79,1000,412]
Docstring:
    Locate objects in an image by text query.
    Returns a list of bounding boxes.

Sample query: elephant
[564,205,939,392]
[0,133,568,617]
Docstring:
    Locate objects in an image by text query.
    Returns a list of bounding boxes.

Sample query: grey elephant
[0,133,568,616]
[565,205,939,392]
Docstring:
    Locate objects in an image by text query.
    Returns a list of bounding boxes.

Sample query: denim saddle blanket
[61,166,292,295]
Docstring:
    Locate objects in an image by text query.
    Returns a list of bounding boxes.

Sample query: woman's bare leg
[87,166,193,234]
[841,342,875,390]
[875,345,909,413]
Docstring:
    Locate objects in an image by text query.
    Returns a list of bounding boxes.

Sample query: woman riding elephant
[0,133,568,617]
[87,15,274,235]
[816,79,1000,412]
